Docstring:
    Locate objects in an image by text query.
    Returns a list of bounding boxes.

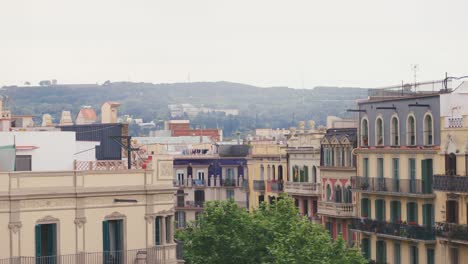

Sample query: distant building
[101,101,121,124]
[168,103,239,118]
[164,120,222,141]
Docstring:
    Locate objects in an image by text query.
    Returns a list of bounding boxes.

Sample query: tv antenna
[411,64,419,92]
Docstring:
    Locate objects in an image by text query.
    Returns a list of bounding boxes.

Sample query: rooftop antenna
[411,64,419,92]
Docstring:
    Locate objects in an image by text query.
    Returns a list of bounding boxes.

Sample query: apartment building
[352,94,440,264]
[284,121,326,223]
[318,128,357,244]
[172,144,249,228]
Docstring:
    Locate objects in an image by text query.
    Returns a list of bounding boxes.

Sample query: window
[446,153,457,175]
[410,245,419,264]
[312,166,317,183]
[194,190,205,207]
[226,189,235,200]
[393,158,400,192]
[15,155,32,171]
[272,165,276,180]
[303,166,309,182]
[377,158,384,178]
[175,211,186,229]
[407,202,418,224]
[446,200,458,223]
[326,184,332,201]
[376,240,387,264]
[423,204,434,228]
[176,190,185,207]
[337,223,343,236]
[427,249,435,264]
[424,114,433,145]
[293,165,299,182]
[260,165,265,180]
[363,158,369,178]
[421,159,433,194]
[303,199,309,217]
[35,223,57,259]
[407,115,416,146]
[361,198,371,217]
[197,171,205,180]
[375,199,386,221]
[103,219,123,263]
[361,118,369,147]
[361,238,370,260]
[451,248,459,264]
[409,158,416,192]
[393,243,401,264]
[337,147,343,167]
[344,186,352,203]
[267,166,271,180]
[177,170,185,186]
[391,116,399,146]
[335,185,342,203]
[155,217,162,245]
[331,148,335,166]
[165,216,172,243]
[390,201,401,223]
[376,117,384,146]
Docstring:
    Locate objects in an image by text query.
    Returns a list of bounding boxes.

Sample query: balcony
[351,219,436,242]
[317,201,356,218]
[182,200,204,209]
[352,176,434,197]
[192,179,206,187]
[284,182,321,196]
[433,175,468,193]
[435,222,468,244]
[222,178,236,187]
[267,180,284,193]
[240,179,249,192]
[253,180,266,192]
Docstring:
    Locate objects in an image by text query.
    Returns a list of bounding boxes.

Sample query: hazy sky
[1,0,467,88]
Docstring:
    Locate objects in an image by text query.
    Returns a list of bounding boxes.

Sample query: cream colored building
[433,91,468,264]
[0,156,179,263]
[247,142,287,210]
[101,102,121,124]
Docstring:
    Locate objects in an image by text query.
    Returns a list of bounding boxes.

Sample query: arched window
[267,165,271,180]
[335,185,342,203]
[278,165,283,181]
[312,166,317,183]
[303,166,309,182]
[361,118,369,147]
[446,153,457,175]
[272,165,276,180]
[292,165,299,182]
[391,116,399,146]
[407,115,416,146]
[376,117,384,146]
[260,165,265,180]
[424,114,433,146]
[326,184,332,201]
[344,186,352,203]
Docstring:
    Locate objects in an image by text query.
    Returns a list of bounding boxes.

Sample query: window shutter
[48,224,57,256]
[102,221,109,251]
[155,217,161,245]
[35,225,42,257]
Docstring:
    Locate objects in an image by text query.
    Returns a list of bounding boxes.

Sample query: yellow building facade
[247,142,287,210]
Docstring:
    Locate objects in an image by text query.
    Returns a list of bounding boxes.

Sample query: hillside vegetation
[1,81,368,137]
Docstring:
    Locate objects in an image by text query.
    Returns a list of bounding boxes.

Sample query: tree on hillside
[177,196,366,264]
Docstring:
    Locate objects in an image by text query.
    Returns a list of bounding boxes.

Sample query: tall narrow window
[409,158,416,192]
[390,201,401,223]
[361,118,369,147]
[361,198,371,217]
[35,223,57,260]
[260,165,265,180]
[426,249,435,264]
[304,166,309,182]
[335,185,342,203]
[155,216,162,245]
[376,117,384,146]
[407,115,416,146]
[393,158,400,192]
[377,158,384,191]
[394,243,401,264]
[410,245,419,264]
[363,158,369,178]
[344,186,352,203]
[407,202,418,224]
[391,117,399,146]
[327,184,332,201]
[424,114,433,146]
[165,216,172,243]
[103,219,123,264]
[376,240,387,264]
[361,238,370,260]
[446,153,457,175]
[375,199,386,221]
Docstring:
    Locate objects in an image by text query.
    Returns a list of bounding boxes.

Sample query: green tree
[177,196,366,264]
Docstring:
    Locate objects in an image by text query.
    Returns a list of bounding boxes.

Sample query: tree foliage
[177,196,366,264]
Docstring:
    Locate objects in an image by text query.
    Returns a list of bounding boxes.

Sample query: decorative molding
[104,211,126,220]
[155,209,174,216]
[8,221,22,233]
[74,217,87,228]
[21,198,75,209]
[36,215,59,224]
[145,215,155,223]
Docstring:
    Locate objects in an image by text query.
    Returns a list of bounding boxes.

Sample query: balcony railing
[74,160,143,171]
[184,200,204,208]
[435,222,468,242]
[192,179,206,187]
[267,180,284,192]
[351,218,435,241]
[352,176,433,196]
[222,178,236,187]
[317,201,356,217]
[433,175,468,193]
[0,245,178,264]
[253,180,266,191]
[240,179,249,192]
[284,182,321,196]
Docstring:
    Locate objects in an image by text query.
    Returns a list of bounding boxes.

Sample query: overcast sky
[1,0,467,88]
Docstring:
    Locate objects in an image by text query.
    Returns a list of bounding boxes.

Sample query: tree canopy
[177,196,366,264]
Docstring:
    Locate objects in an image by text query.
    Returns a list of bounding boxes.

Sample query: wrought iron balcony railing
[352,176,433,196]
[253,180,266,191]
[192,179,206,187]
[222,178,236,187]
[351,218,435,241]
[435,222,468,241]
[267,180,284,192]
[433,175,468,193]
[284,182,321,196]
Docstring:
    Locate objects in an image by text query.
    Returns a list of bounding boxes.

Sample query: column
[9,201,21,257]
[161,216,166,245]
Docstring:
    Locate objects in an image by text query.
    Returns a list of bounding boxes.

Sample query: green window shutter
[102,221,109,251]
[427,249,435,264]
[361,238,370,259]
[407,203,418,223]
[376,200,385,221]
[423,204,434,228]
[116,220,122,251]
[35,225,42,257]
[48,224,57,256]
[361,198,369,217]
[394,243,401,264]
[155,217,161,245]
[397,201,401,222]
[304,166,309,182]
